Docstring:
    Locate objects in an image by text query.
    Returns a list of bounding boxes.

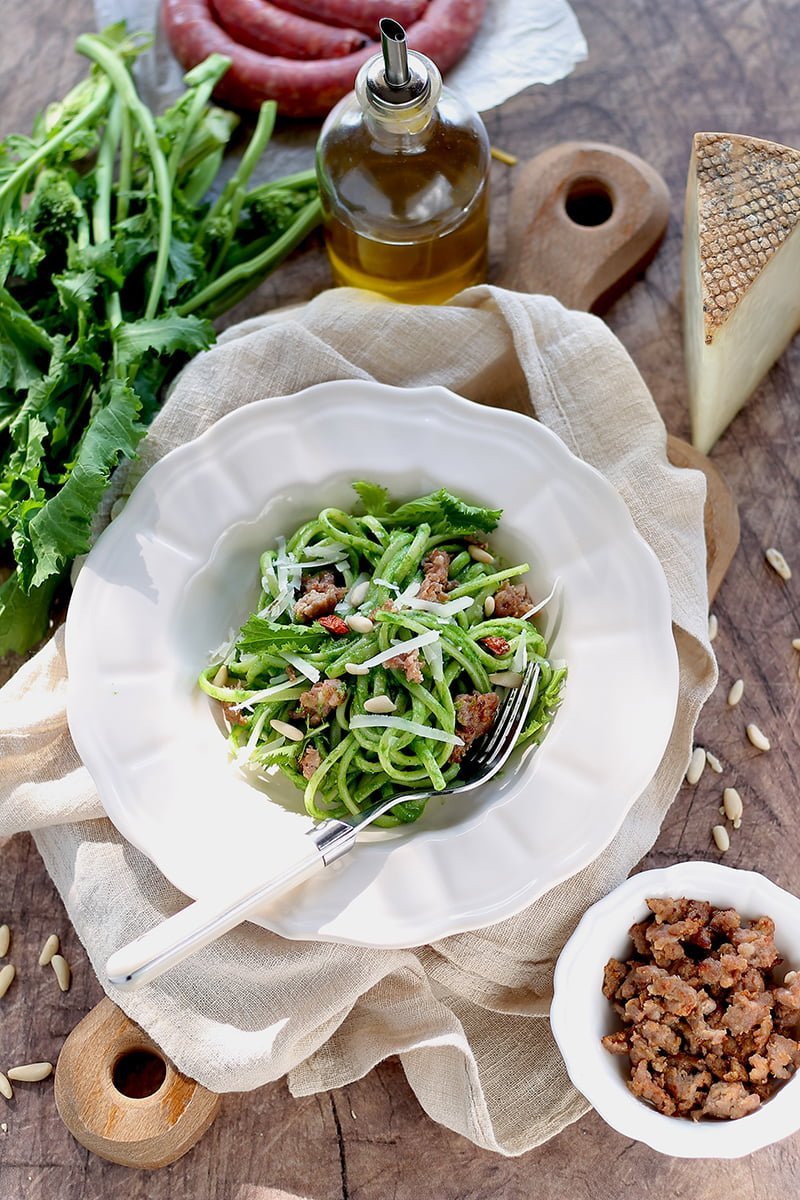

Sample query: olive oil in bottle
[316,19,490,305]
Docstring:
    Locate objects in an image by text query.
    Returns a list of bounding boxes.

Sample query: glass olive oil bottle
[316,19,490,305]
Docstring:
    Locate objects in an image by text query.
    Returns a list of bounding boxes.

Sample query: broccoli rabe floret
[26,169,85,240]
[242,185,318,242]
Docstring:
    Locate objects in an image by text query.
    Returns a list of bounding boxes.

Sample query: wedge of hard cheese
[683,132,800,452]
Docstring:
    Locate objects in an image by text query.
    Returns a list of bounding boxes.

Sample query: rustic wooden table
[2,0,799,1195]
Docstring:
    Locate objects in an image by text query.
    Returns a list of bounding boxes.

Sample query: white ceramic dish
[551,861,800,1158]
[65,380,678,947]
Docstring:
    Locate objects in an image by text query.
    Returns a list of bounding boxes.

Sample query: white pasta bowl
[551,861,800,1158]
[66,380,678,947]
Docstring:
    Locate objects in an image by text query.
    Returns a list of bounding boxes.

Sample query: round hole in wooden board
[564,177,615,226]
[112,1048,168,1099]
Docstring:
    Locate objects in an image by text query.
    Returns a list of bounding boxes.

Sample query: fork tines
[471,661,541,766]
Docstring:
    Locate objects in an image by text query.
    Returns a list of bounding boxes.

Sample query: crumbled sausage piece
[628,1060,676,1115]
[386,647,424,683]
[697,953,749,990]
[708,908,741,939]
[645,972,701,1017]
[701,1081,761,1120]
[600,1029,630,1055]
[724,992,773,1037]
[749,1034,800,1083]
[774,972,800,1019]
[628,918,651,957]
[298,679,347,727]
[221,701,248,726]
[294,571,347,622]
[450,691,500,763]
[602,898,800,1121]
[664,1057,713,1113]
[298,745,322,780]
[602,958,629,999]
[731,919,779,969]
[493,580,535,620]
[417,549,451,602]
[703,1053,750,1083]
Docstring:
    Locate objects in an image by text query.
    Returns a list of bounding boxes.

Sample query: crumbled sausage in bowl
[550,862,800,1158]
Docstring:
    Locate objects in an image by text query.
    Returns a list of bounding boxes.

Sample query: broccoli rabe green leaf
[352,481,391,516]
[379,487,503,535]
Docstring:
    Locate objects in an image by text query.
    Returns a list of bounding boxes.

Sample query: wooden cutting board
[53,140,740,1169]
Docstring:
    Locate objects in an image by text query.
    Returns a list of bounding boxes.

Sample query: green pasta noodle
[200,483,567,826]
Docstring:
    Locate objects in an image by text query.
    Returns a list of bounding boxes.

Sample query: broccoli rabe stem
[76,33,172,321]
[166,54,231,187]
[93,97,123,343]
[201,100,277,237]
[178,197,322,319]
[116,104,133,226]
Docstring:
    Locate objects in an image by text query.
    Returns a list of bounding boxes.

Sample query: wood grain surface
[2,0,800,1196]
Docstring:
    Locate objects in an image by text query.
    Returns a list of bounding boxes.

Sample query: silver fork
[106,663,541,990]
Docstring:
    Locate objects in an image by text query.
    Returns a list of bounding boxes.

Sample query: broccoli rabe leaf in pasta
[351,480,391,516]
[385,487,502,535]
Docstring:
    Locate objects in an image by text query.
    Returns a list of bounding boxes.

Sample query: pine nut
[345,662,370,675]
[0,964,15,999]
[708,613,718,641]
[706,751,723,773]
[723,787,743,825]
[483,595,496,618]
[765,547,791,581]
[348,580,370,607]
[727,679,744,707]
[51,954,71,992]
[269,719,303,742]
[686,746,706,785]
[0,1073,11,1101]
[38,935,59,967]
[792,638,800,651]
[7,1063,52,1083]
[346,614,374,635]
[0,926,9,959]
[488,670,523,688]
[212,664,229,687]
[363,695,396,714]
[746,723,770,751]
[469,545,494,564]
[712,825,730,853]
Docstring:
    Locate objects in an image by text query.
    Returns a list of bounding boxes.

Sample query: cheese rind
[683,132,800,453]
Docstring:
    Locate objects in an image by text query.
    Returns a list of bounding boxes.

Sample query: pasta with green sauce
[199,482,566,827]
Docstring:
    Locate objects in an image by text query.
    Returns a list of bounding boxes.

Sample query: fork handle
[106,822,354,991]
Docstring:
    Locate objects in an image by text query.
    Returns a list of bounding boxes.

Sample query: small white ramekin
[551,861,800,1158]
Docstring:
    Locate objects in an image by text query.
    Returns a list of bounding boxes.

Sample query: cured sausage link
[210,0,367,60]
[269,0,429,38]
[162,0,488,118]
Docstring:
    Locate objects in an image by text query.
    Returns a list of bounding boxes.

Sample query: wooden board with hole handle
[54,998,220,1169]
[502,140,740,598]
[52,140,739,1172]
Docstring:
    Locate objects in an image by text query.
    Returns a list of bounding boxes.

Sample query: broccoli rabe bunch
[0,24,321,655]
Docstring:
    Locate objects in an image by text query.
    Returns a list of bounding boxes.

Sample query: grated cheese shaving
[349,714,463,746]
[521,578,560,621]
[403,595,475,617]
[358,629,440,670]
[421,638,444,682]
[283,651,321,683]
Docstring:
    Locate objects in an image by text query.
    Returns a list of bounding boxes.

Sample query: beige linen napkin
[0,286,716,1155]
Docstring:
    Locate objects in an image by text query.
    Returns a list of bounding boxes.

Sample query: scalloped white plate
[551,862,800,1157]
[65,381,678,947]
